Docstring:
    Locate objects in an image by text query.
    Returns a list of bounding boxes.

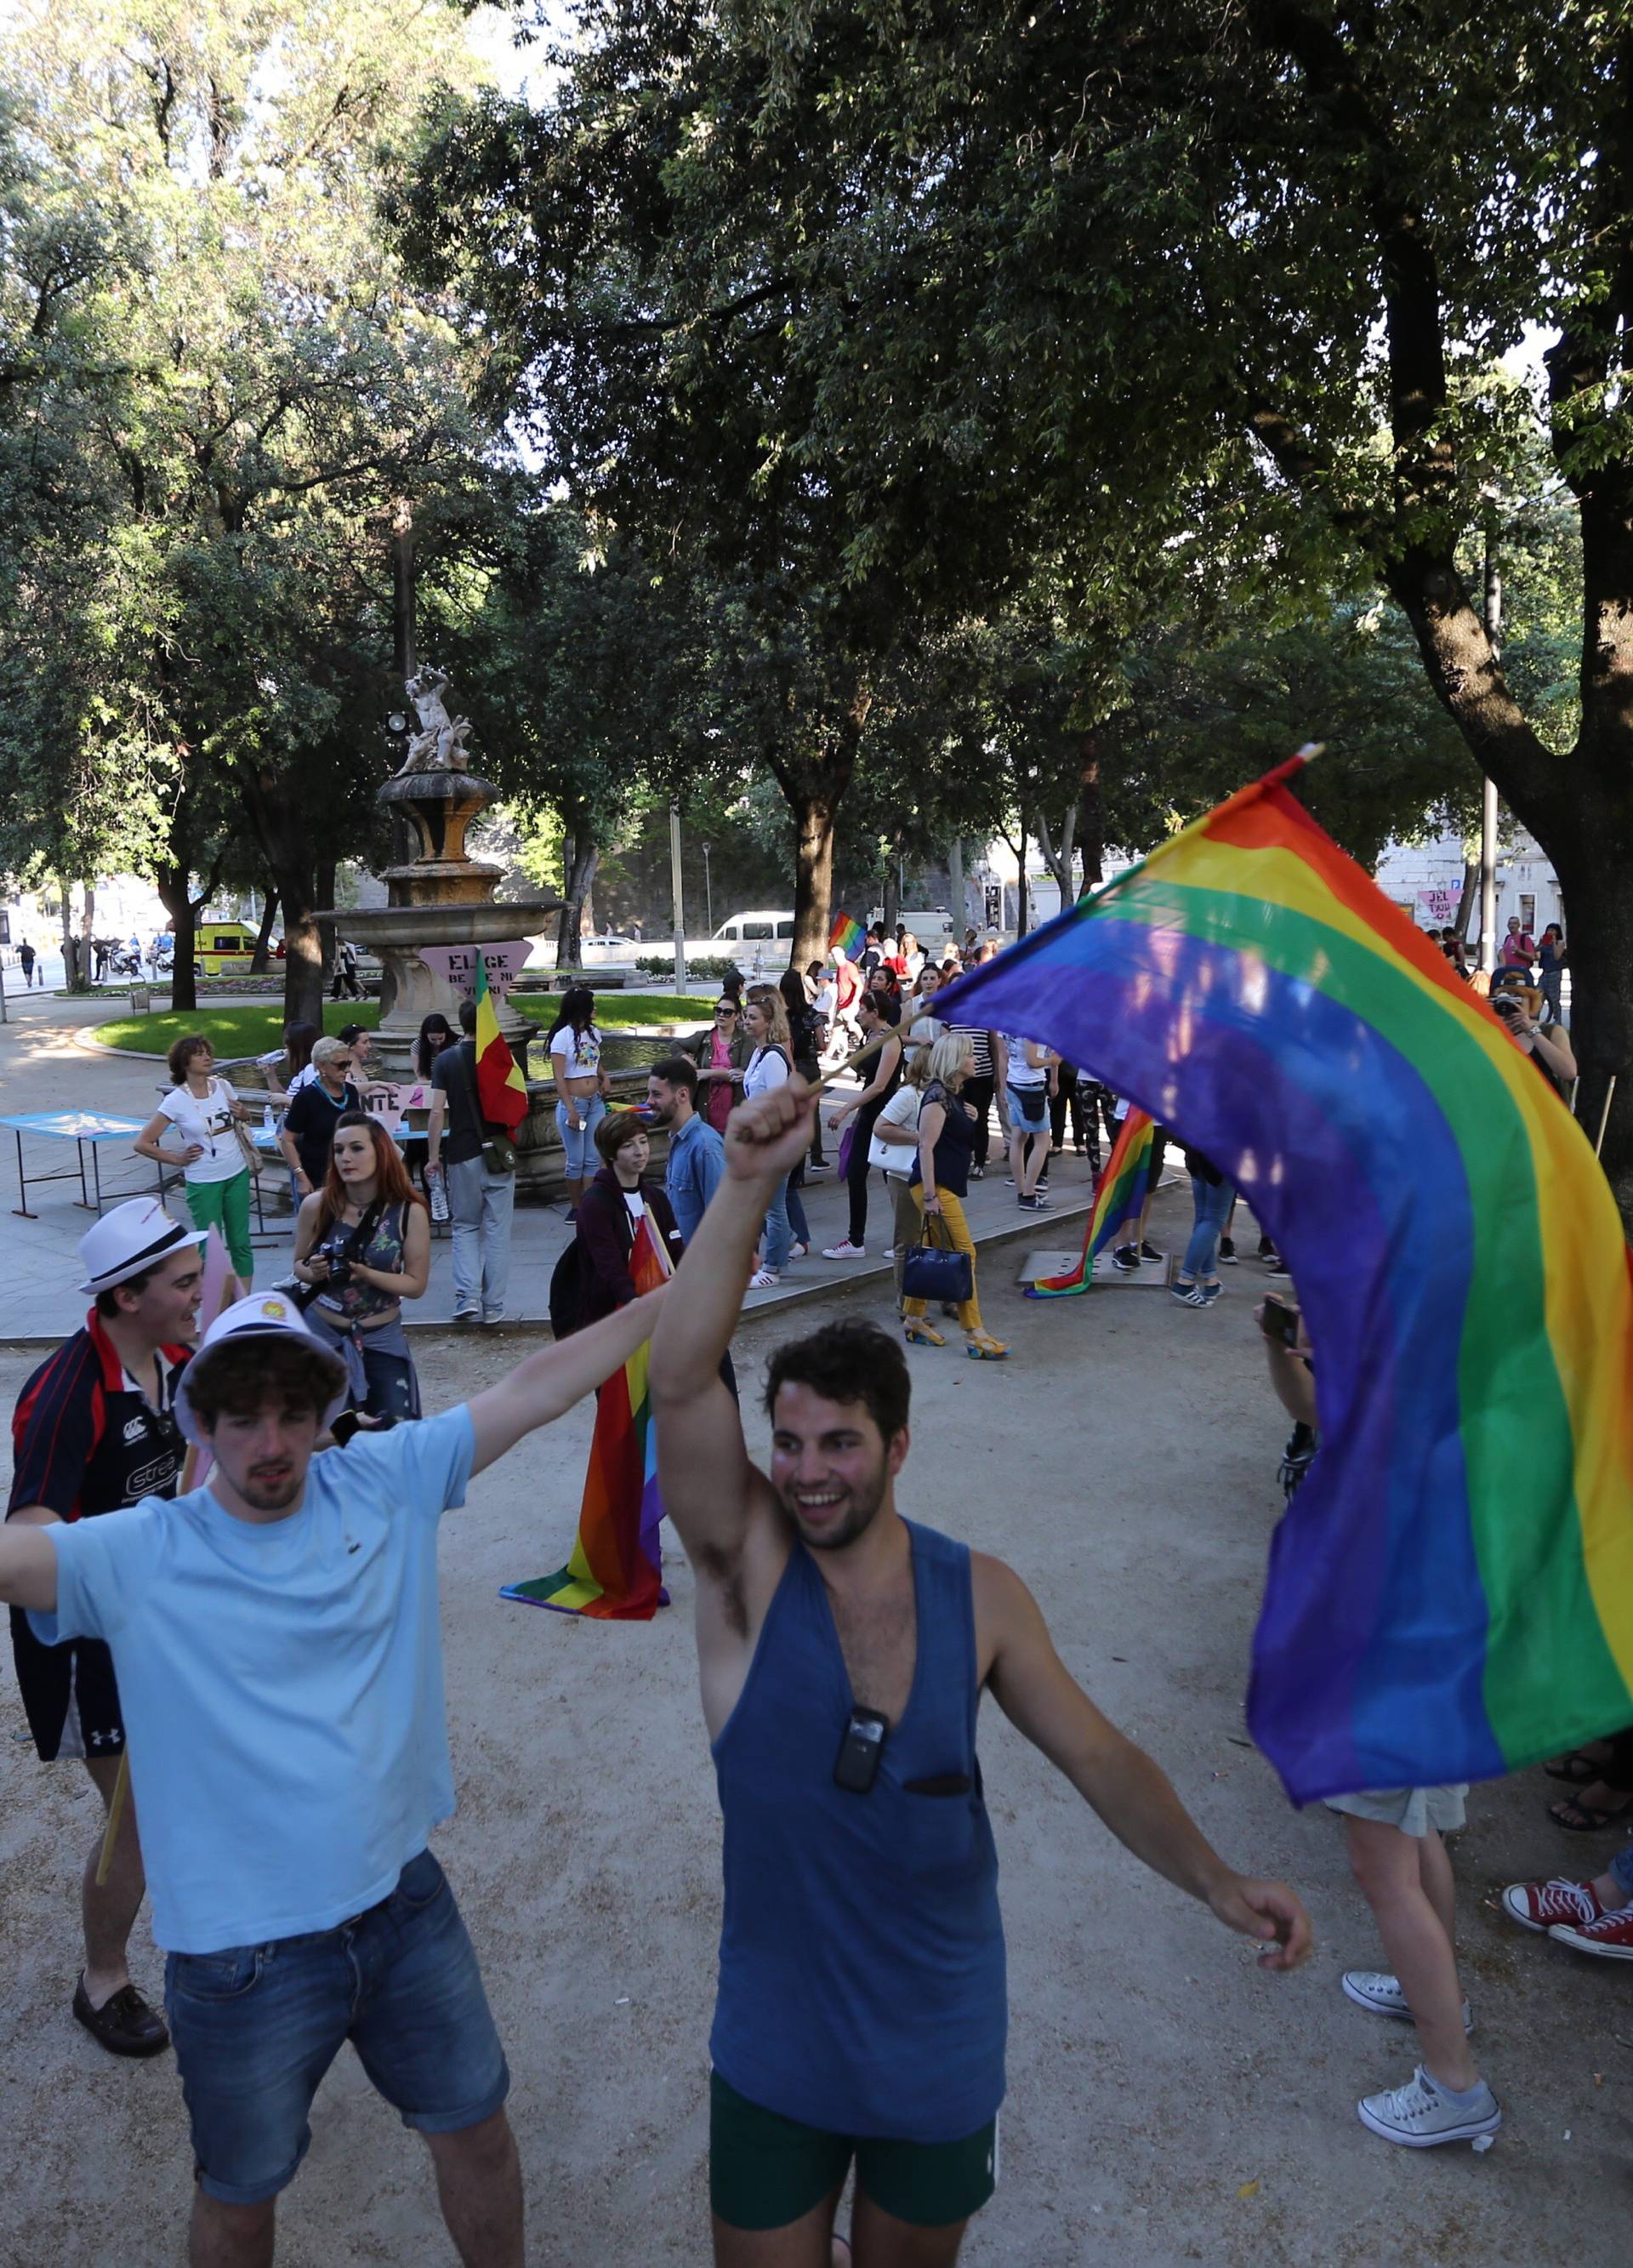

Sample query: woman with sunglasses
[276,1037,362,1201]
[688,997,753,1137]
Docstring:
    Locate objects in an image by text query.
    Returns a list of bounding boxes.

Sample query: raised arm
[466,1291,668,1475]
[977,1555,1312,1971]
[0,1515,61,1613]
[651,1080,815,1564]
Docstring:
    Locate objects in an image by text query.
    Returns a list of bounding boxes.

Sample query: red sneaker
[1550,1906,1633,1961]
[1500,1877,1606,1933]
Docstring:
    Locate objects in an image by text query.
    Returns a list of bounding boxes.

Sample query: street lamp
[703,844,713,936]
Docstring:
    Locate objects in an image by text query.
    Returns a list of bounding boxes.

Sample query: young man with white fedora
[7,1196,208,2057]
[0,1278,664,2268]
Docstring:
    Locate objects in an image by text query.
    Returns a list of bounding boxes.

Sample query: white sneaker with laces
[1501,1876,1604,1933]
[822,1240,866,1259]
[1341,1971,1472,2032]
[1356,2066,1500,2147]
[748,1268,780,1289]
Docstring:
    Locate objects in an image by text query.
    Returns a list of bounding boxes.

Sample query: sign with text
[416,941,532,1000]
[1416,888,1459,929]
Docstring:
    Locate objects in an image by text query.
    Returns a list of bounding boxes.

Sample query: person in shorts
[0,1280,666,2265]
[650,1074,1312,2264]
[7,1199,206,2056]
[1328,1782,1501,2145]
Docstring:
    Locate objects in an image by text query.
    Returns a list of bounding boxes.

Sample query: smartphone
[1260,1298,1300,1348]
[833,1707,890,1793]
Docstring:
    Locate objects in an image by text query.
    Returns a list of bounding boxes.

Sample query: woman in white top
[996,1032,1058,1207]
[134,1033,258,1292]
[549,984,612,1214]
[742,992,795,1286]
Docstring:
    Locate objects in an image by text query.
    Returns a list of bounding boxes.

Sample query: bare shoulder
[970,1550,1049,1678]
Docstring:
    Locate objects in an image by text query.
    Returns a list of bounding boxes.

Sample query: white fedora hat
[174,1291,349,1446]
[77,1199,208,1296]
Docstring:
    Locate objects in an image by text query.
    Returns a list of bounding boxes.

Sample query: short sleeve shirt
[158,1079,242,1183]
[430,1041,484,1166]
[9,1313,191,1523]
[29,1407,476,1952]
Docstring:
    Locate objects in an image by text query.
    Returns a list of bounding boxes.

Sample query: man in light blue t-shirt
[0,1285,664,2268]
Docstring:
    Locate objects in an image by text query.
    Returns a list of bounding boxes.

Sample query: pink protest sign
[417,942,532,999]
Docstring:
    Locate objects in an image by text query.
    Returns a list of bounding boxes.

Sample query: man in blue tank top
[651,1075,1313,2266]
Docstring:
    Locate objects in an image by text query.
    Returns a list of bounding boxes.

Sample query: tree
[0,0,504,1022]
[521,0,1633,1211]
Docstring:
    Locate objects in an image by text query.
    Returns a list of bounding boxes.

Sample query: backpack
[549,1238,591,1339]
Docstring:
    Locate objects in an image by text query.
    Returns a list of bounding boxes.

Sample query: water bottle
[262,1103,276,1135]
[428,1165,450,1224]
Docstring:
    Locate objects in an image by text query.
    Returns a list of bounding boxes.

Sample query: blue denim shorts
[555,1094,607,1178]
[1007,1086,1048,1132]
[164,1850,509,2205]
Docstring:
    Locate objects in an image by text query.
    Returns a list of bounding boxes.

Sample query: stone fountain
[318,670,560,1085]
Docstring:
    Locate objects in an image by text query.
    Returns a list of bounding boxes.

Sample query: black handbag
[901,1210,974,1305]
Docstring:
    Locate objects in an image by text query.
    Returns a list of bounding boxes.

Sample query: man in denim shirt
[647,1055,727,1245]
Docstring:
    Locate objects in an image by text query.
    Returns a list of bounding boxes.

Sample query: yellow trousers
[902,1186,982,1334]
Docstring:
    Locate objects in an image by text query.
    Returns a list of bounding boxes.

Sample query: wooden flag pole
[1595,1074,1618,1160]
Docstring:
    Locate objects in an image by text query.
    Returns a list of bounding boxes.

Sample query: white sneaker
[748,1268,780,1289]
[788,1242,809,1258]
[1356,2066,1500,2147]
[1341,1971,1472,2032]
[822,1240,866,1259]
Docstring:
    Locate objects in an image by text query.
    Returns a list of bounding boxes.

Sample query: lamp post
[669,801,687,994]
[703,844,713,936]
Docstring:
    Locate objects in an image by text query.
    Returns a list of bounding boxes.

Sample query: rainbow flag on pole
[828,912,866,960]
[474,956,529,1134]
[939,751,1633,1803]
[502,1215,674,1620]
[1026,1110,1157,1297]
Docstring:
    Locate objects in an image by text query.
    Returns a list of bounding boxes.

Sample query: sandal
[964,1330,1010,1360]
[1549,1787,1633,1832]
[903,1318,946,1347]
[1544,1749,1611,1785]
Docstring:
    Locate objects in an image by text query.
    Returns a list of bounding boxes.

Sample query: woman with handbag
[134,1034,259,1294]
[292,1112,430,1420]
[903,1032,1009,1359]
[822,991,902,1261]
[742,993,797,1287]
[868,1044,931,1312]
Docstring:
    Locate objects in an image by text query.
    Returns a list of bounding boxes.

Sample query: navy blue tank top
[709,1519,1005,2140]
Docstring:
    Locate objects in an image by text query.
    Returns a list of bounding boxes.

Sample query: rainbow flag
[502,1214,674,1620]
[828,912,866,960]
[474,956,529,1134]
[939,752,1633,1803]
[1026,1110,1157,1297]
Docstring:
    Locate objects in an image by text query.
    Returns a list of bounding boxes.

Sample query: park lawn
[93,991,716,1057]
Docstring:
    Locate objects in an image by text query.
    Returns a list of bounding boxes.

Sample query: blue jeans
[1611,1843,1633,1901]
[787,1175,811,1248]
[760,1174,793,1272]
[1181,1177,1235,1280]
[446,1155,515,1321]
[164,1850,509,2205]
[556,1094,607,1179]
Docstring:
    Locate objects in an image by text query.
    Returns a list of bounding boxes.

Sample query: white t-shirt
[623,1190,646,1224]
[1000,1035,1048,1089]
[551,1026,602,1080]
[743,1045,789,1100]
[158,1078,243,1183]
[285,1063,319,1097]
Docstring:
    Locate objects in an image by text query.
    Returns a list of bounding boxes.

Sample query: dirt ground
[2,1220,1629,2266]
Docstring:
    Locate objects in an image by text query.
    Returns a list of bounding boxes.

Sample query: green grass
[93,991,716,1056]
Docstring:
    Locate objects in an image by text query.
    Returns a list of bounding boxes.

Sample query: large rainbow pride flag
[503,1214,674,1621]
[939,754,1633,1803]
[1027,1109,1157,1298]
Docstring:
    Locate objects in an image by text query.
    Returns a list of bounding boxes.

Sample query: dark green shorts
[708,2071,998,2231]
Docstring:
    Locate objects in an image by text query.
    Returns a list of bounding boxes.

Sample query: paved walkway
[0,989,1193,1341]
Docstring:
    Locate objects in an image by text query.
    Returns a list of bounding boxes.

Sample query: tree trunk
[58,881,88,993]
[1078,734,1105,893]
[881,857,900,938]
[1453,859,1477,941]
[249,887,280,975]
[947,838,966,937]
[240,771,324,1029]
[156,866,198,1012]
[555,823,598,966]
[791,788,840,969]
[1034,804,1078,904]
[315,861,338,993]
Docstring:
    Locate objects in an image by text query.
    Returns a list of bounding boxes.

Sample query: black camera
[314,1230,355,1290]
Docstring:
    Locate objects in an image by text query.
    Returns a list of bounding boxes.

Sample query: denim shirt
[664,1112,727,1245]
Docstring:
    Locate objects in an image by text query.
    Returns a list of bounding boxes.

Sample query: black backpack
[549,1238,591,1339]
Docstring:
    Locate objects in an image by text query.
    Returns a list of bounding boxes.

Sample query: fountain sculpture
[318,674,560,1085]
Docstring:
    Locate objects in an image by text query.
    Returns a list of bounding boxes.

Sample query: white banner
[1416,888,1459,929]
[416,941,532,1000]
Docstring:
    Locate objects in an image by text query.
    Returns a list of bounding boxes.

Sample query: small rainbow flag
[474,956,528,1135]
[828,912,866,960]
[939,752,1633,1803]
[1026,1110,1156,1297]
[502,1214,674,1620]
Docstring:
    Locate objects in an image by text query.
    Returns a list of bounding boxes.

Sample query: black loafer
[73,1976,170,2059]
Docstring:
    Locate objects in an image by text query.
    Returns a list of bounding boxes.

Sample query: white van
[880,907,958,949]
[708,910,796,948]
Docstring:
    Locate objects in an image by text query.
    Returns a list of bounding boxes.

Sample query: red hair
[314,1111,426,1239]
